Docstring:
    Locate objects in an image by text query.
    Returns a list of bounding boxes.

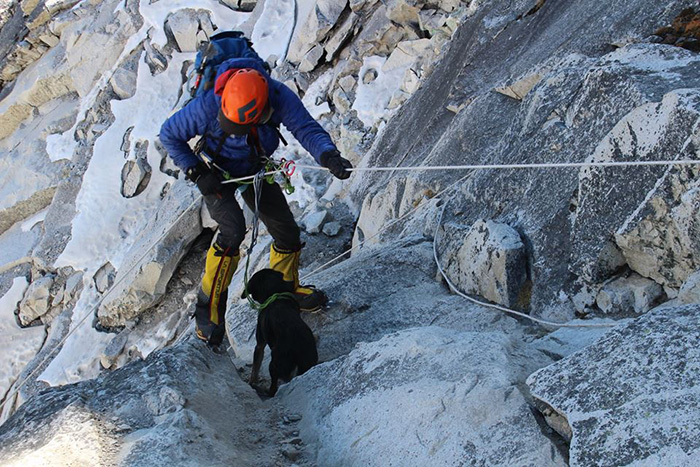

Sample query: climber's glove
[320,150,352,180]
[186,162,221,196]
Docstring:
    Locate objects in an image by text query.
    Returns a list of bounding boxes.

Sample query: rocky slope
[0,0,699,465]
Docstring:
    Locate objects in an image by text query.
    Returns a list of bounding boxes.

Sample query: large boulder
[17,275,54,325]
[595,272,665,316]
[442,219,529,308]
[287,0,349,64]
[527,304,700,465]
[0,337,284,465]
[97,184,202,328]
[164,9,210,53]
[279,326,566,466]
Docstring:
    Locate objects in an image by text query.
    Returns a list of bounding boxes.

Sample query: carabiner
[283,159,296,177]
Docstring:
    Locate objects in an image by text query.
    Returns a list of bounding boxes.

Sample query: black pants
[204,181,301,253]
[195,181,301,344]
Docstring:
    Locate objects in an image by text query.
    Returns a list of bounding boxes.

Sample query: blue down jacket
[159,57,337,177]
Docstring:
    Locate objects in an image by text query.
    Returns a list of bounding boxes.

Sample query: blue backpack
[189,30,268,98]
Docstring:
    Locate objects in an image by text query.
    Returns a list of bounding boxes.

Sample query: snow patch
[39,285,113,386]
[21,208,48,232]
[55,53,187,274]
[0,278,45,404]
[352,56,412,128]
[251,0,296,64]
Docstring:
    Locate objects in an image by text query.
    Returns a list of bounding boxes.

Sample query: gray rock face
[527,304,700,466]
[97,184,202,328]
[443,219,528,308]
[349,0,700,320]
[595,272,665,316]
[0,337,282,465]
[279,326,566,466]
[577,86,700,287]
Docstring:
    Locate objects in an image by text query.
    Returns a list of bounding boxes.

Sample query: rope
[242,170,272,311]
[432,203,615,329]
[298,156,698,281]
[8,153,673,410]
[0,195,203,413]
[294,158,700,173]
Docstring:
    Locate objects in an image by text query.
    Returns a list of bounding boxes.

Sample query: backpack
[188,30,268,99]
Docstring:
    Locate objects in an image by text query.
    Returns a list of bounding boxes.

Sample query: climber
[159,57,352,347]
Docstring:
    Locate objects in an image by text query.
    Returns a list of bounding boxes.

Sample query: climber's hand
[186,162,221,196]
[320,150,352,180]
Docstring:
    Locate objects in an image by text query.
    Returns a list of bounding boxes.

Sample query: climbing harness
[220,158,296,195]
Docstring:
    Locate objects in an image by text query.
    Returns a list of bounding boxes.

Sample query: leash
[242,170,265,310]
[240,170,296,311]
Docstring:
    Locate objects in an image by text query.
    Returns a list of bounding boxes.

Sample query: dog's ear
[243,270,260,300]
[281,277,295,294]
[267,269,295,294]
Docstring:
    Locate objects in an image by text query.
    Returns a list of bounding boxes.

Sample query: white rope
[300,156,698,282]
[432,203,615,329]
[0,195,203,413]
[295,159,700,173]
[8,153,670,410]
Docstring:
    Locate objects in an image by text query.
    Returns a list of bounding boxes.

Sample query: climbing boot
[195,242,239,346]
[269,243,328,312]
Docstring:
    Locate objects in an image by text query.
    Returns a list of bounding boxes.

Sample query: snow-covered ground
[0,278,44,404]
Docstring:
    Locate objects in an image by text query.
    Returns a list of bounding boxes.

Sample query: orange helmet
[216,68,270,135]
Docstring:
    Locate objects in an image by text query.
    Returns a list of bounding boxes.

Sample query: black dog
[243,268,318,396]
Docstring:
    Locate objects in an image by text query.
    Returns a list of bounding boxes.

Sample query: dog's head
[242,268,295,303]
